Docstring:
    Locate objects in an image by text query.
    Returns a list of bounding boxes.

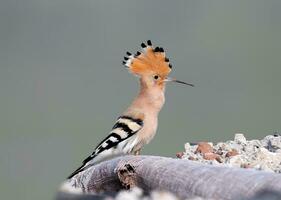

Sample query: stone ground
[107,133,281,200]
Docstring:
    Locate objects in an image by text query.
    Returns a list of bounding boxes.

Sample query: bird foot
[117,163,137,190]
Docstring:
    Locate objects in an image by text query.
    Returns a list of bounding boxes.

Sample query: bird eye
[154,75,159,80]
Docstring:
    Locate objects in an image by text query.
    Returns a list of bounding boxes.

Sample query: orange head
[123,40,194,89]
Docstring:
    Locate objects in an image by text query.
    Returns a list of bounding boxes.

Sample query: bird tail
[67,163,88,179]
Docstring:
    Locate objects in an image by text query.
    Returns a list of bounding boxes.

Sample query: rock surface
[106,133,281,200]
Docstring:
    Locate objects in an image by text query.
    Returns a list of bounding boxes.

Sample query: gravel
[180,133,281,173]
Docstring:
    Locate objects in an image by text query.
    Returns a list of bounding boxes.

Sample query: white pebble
[234,133,247,144]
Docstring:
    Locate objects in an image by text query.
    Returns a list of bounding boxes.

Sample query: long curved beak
[165,77,194,87]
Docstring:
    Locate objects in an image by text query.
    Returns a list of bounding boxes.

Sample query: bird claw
[117,163,137,190]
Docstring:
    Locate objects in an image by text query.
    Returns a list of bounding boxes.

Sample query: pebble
[182,133,281,173]
[195,142,213,154]
[225,149,239,157]
[203,153,219,160]
[176,152,184,158]
[234,133,247,144]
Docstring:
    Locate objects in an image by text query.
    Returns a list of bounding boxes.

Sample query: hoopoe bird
[68,40,193,179]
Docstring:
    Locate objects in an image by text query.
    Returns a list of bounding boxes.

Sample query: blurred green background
[1,0,281,199]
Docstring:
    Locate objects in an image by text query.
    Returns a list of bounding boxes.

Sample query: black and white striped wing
[67,115,143,179]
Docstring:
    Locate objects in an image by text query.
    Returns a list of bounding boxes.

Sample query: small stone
[234,133,247,144]
[214,149,224,155]
[225,149,239,157]
[195,142,213,154]
[208,142,214,147]
[228,155,245,167]
[176,152,184,158]
[215,156,223,163]
[269,137,281,150]
[228,143,243,152]
[203,153,220,160]
[184,143,191,151]
[188,156,196,160]
[244,140,262,153]
[216,142,226,149]
[241,163,251,168]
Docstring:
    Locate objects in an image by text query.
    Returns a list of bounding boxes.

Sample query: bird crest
[123,40,172,78]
